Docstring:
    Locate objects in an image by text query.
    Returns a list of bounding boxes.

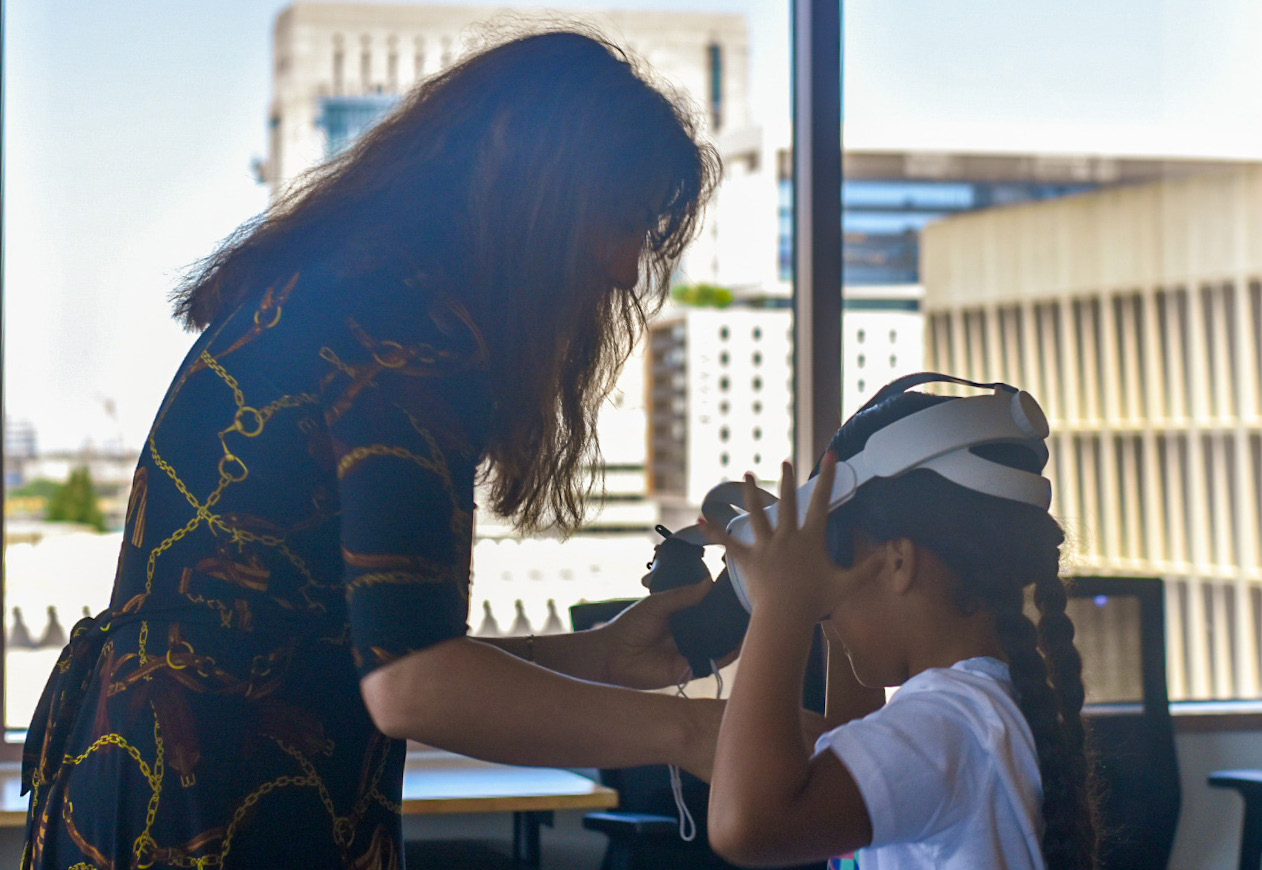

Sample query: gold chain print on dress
[24,275,482,870]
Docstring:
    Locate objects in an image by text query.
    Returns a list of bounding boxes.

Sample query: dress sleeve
[813,690,983,848]
[319,308,487,678]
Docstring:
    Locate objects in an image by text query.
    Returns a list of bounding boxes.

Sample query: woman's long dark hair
[171,28,718,532]
[825,391,1099,870]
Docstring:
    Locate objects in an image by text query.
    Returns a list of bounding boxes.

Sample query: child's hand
[705,454,884,623]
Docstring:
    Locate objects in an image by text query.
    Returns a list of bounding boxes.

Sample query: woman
[23,30,723,869]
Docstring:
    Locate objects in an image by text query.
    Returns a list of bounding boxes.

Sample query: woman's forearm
[361,636,714,774]
[476,631,606,682]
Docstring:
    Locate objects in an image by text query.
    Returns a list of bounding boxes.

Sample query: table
[401,750,619,866]
[0,750,618,867]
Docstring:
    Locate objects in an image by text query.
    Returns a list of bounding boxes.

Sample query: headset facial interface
[672,373,1054,612]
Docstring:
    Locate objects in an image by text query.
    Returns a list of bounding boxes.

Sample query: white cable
[668,762,697,842]
[668,668,698,842]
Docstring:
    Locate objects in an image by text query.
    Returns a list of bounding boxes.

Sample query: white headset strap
[671,455,870,545]
[920,449,1052,509]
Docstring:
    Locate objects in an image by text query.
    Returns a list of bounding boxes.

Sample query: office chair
[569,598,827,870]
[1208,770,1262,870]
[1066,576,1180,870]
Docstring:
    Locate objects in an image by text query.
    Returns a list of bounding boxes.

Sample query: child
[705,387,1097,869]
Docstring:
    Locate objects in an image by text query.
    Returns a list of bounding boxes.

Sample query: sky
[4,0,1262,453]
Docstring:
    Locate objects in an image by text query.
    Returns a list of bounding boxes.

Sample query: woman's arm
[360,635,720,779]
[708,604,872,866]
[476,632,604,681]
[473,579,714,688]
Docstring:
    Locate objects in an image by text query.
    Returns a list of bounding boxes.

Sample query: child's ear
[886,538,917,595]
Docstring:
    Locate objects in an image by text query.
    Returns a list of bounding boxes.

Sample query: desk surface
[399,751,618,815]
[0,750,617,826]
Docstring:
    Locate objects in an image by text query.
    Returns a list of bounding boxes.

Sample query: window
[707,41,723,131]
[387,36,399,91]
[414,37,426,80]
[888,5,1262,704]
[332,35,345,94]
[4,0,795,742]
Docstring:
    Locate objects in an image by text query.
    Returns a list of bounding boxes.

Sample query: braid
[989,576,1097,870]
[1033,572,1099,868]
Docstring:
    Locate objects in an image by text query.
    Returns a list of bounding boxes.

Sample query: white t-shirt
[814,656,1045,870]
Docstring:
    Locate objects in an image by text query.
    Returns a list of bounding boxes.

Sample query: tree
[46,466,106,531]
[11,478,61,500]
[670,282,734,309]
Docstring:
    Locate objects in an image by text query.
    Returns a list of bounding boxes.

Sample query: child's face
[825,533,908,688]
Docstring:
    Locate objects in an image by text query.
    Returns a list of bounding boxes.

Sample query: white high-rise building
[262,2,749,193]
[644,289,925,531]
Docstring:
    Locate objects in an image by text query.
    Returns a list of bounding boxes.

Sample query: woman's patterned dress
[22,268,491,869]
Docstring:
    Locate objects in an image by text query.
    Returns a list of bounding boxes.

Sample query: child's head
[822,388,1098,870]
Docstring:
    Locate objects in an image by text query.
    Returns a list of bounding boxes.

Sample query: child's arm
[705,457,881,866]
[709,601,874,866]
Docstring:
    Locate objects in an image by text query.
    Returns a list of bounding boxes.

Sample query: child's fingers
[742,473,774,540]
[803,451,837,532]
[776,461,797,533]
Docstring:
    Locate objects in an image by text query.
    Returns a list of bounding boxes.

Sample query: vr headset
[645,372,1053,677]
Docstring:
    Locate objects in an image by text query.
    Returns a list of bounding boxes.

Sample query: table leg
[512,810,554,867]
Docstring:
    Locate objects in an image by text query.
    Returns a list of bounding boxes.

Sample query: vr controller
[645,372,1053,675]
[643,524,748,680]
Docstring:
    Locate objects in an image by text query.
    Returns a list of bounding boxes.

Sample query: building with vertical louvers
[921,166,1262,700]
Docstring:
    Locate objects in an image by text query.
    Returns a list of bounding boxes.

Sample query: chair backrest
[1066,576,1180,870]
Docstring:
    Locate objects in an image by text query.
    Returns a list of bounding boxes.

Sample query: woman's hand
[705,455,883,623]
[592,580,715,689]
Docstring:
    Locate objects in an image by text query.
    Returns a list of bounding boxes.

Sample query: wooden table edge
[401,786,619,816]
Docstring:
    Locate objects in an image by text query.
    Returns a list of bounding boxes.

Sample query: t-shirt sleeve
[320,309,486,678]
[814,691,983,848]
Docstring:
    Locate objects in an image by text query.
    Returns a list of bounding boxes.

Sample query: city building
[920,163,1262,701]
[709,139,1254,300]
[645,287,924,530]
[3,418,37,490]
[261,1,749,193]
[645,145,1250,526]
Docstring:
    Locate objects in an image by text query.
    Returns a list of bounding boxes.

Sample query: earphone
[668,372,1053,613]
